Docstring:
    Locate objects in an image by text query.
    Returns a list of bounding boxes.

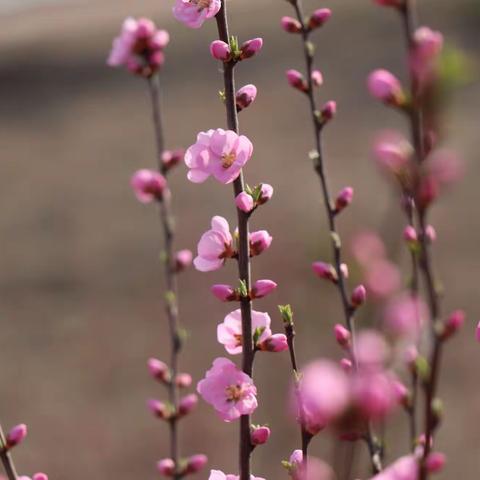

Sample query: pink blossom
[259,334,288,352]
[320,101,337,122]
[356,330,390,370]
[297,360,350,435]
[208,470,265,480]
[410,27,444,86]
[185,129,253,184]
[308,8,332,30]
[107,18,169,76]
[251,425,271,445]
[384,293,427,339]
[172,0,221,29]
[351,284,367,307]
[287,450,335,480]
[217,309,271,354]
[178,394,198,416]
[286,69,307,92]
[373,131,413,176]
[194,216,234,272]
[426,149,463,189]
[131,169,168,203]
[235,192,255,213]
[350,230,386,266]
[236,85,258,112]
[6,424,27,448]
[185,454,208,474]
[251,279,277,299]
[175,249,193,272]
[311,70,323,87]
[281,16,302,34]
[210,40,231,61]
[335,186,354,212]
[240,38,263,60]
[352,370,400,420]
[211,284,238,302]
[249,230,272,256]
[365,259,401,299]
[368,69,405,106]
[197,358,257,421]
[157,458,176,476]
[371,455,418,480]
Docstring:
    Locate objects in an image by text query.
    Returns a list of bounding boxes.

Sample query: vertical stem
[289,0,381,473]
[215,4,254,479]
[0,425,18,480]
[148,75,181,479]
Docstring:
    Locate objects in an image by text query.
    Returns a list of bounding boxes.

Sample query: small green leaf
[278,304,294,326]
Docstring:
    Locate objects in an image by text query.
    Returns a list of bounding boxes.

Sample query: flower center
[190,0,210,11]
[225,384,244,402]
[222,151,236,169]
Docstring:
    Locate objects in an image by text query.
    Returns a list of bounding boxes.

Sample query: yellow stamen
[222,151,236,169]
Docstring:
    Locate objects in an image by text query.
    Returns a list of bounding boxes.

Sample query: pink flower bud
[393,380,409,407]
[404,345,419,370]
[425,225,437,243]
[442,309,465,340]
[426,452,446,473]
[33,474,48,480]
[236,84,257,112]
[235,192,255,213]
[334,324,351,348]
[320,100,336,122]
[286,69,307,92]
[335,186,353,212]
[175,373,192,388]
[148,358,170,383]
[157,458,176,476]
[311,70,323,87]
[162,149,184,171]
[312,262,338,282]
[351,285,367,307]
[147,399,169,419]
[368,69,405,106]
[281,16,302,33]
[308,8,332,30]
[340,358,353,373]
[131,169,168,203]
[260,334,288,352]
[374,0,404,7]
[340,263,349,279]
[185,454,208,474]
[373,131,413,175]
[211,284,238,302]
[251,425,271,445]
[258,183,274,204]
[136,18,156,39]
[210,40,231,61]
[240,38,263,60]
[178,393,198,416]
[6,424,27,448]
[403,225,418,243]
[175,249,193,272]
[251,279,277,299]
[249,230,273,256]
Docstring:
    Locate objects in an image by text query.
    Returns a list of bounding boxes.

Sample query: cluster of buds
[280,8,332,35]
[210,37,263,63]
[107,18,169,77]
[211,279,277,302]
[235,183,273,213]
[157,454,208,477]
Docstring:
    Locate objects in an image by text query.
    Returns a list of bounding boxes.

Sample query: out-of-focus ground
[0,0,479,478]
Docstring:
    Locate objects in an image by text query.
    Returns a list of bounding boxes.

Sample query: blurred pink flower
[371,455,418,480]
[384,293,428,339]
[131,169,168,203]
[208,470,265,480]
[197,358,257,421]
[194,216,234,272]
[185,129,253,184]
[217,309,272,354]
[356,330,390,371]
[372,130,413,176]
[287,450,335,480]
[368,69,405,106]
[365,259,401,299]
[350,230,386,266]
[297,360,350,435]
[173,0,221,29]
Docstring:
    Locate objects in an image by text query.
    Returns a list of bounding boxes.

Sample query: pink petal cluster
[173,0,221,29]
[131,169,169,203]
[107,18,169,76]
[194,216,234,272]
[185,129,253,184]
[208,470,265,480]
[296,360,350,435]
[383,293,428,339]
[197,358,257,421]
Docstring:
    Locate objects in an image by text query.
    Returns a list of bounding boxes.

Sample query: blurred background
[0,0,479,478]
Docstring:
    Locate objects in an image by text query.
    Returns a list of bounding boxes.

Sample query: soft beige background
[0,0,479,478]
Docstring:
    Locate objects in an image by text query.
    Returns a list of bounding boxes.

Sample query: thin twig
[215,4,254,480]
[148,74,182,479]
[0,424,18,480]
